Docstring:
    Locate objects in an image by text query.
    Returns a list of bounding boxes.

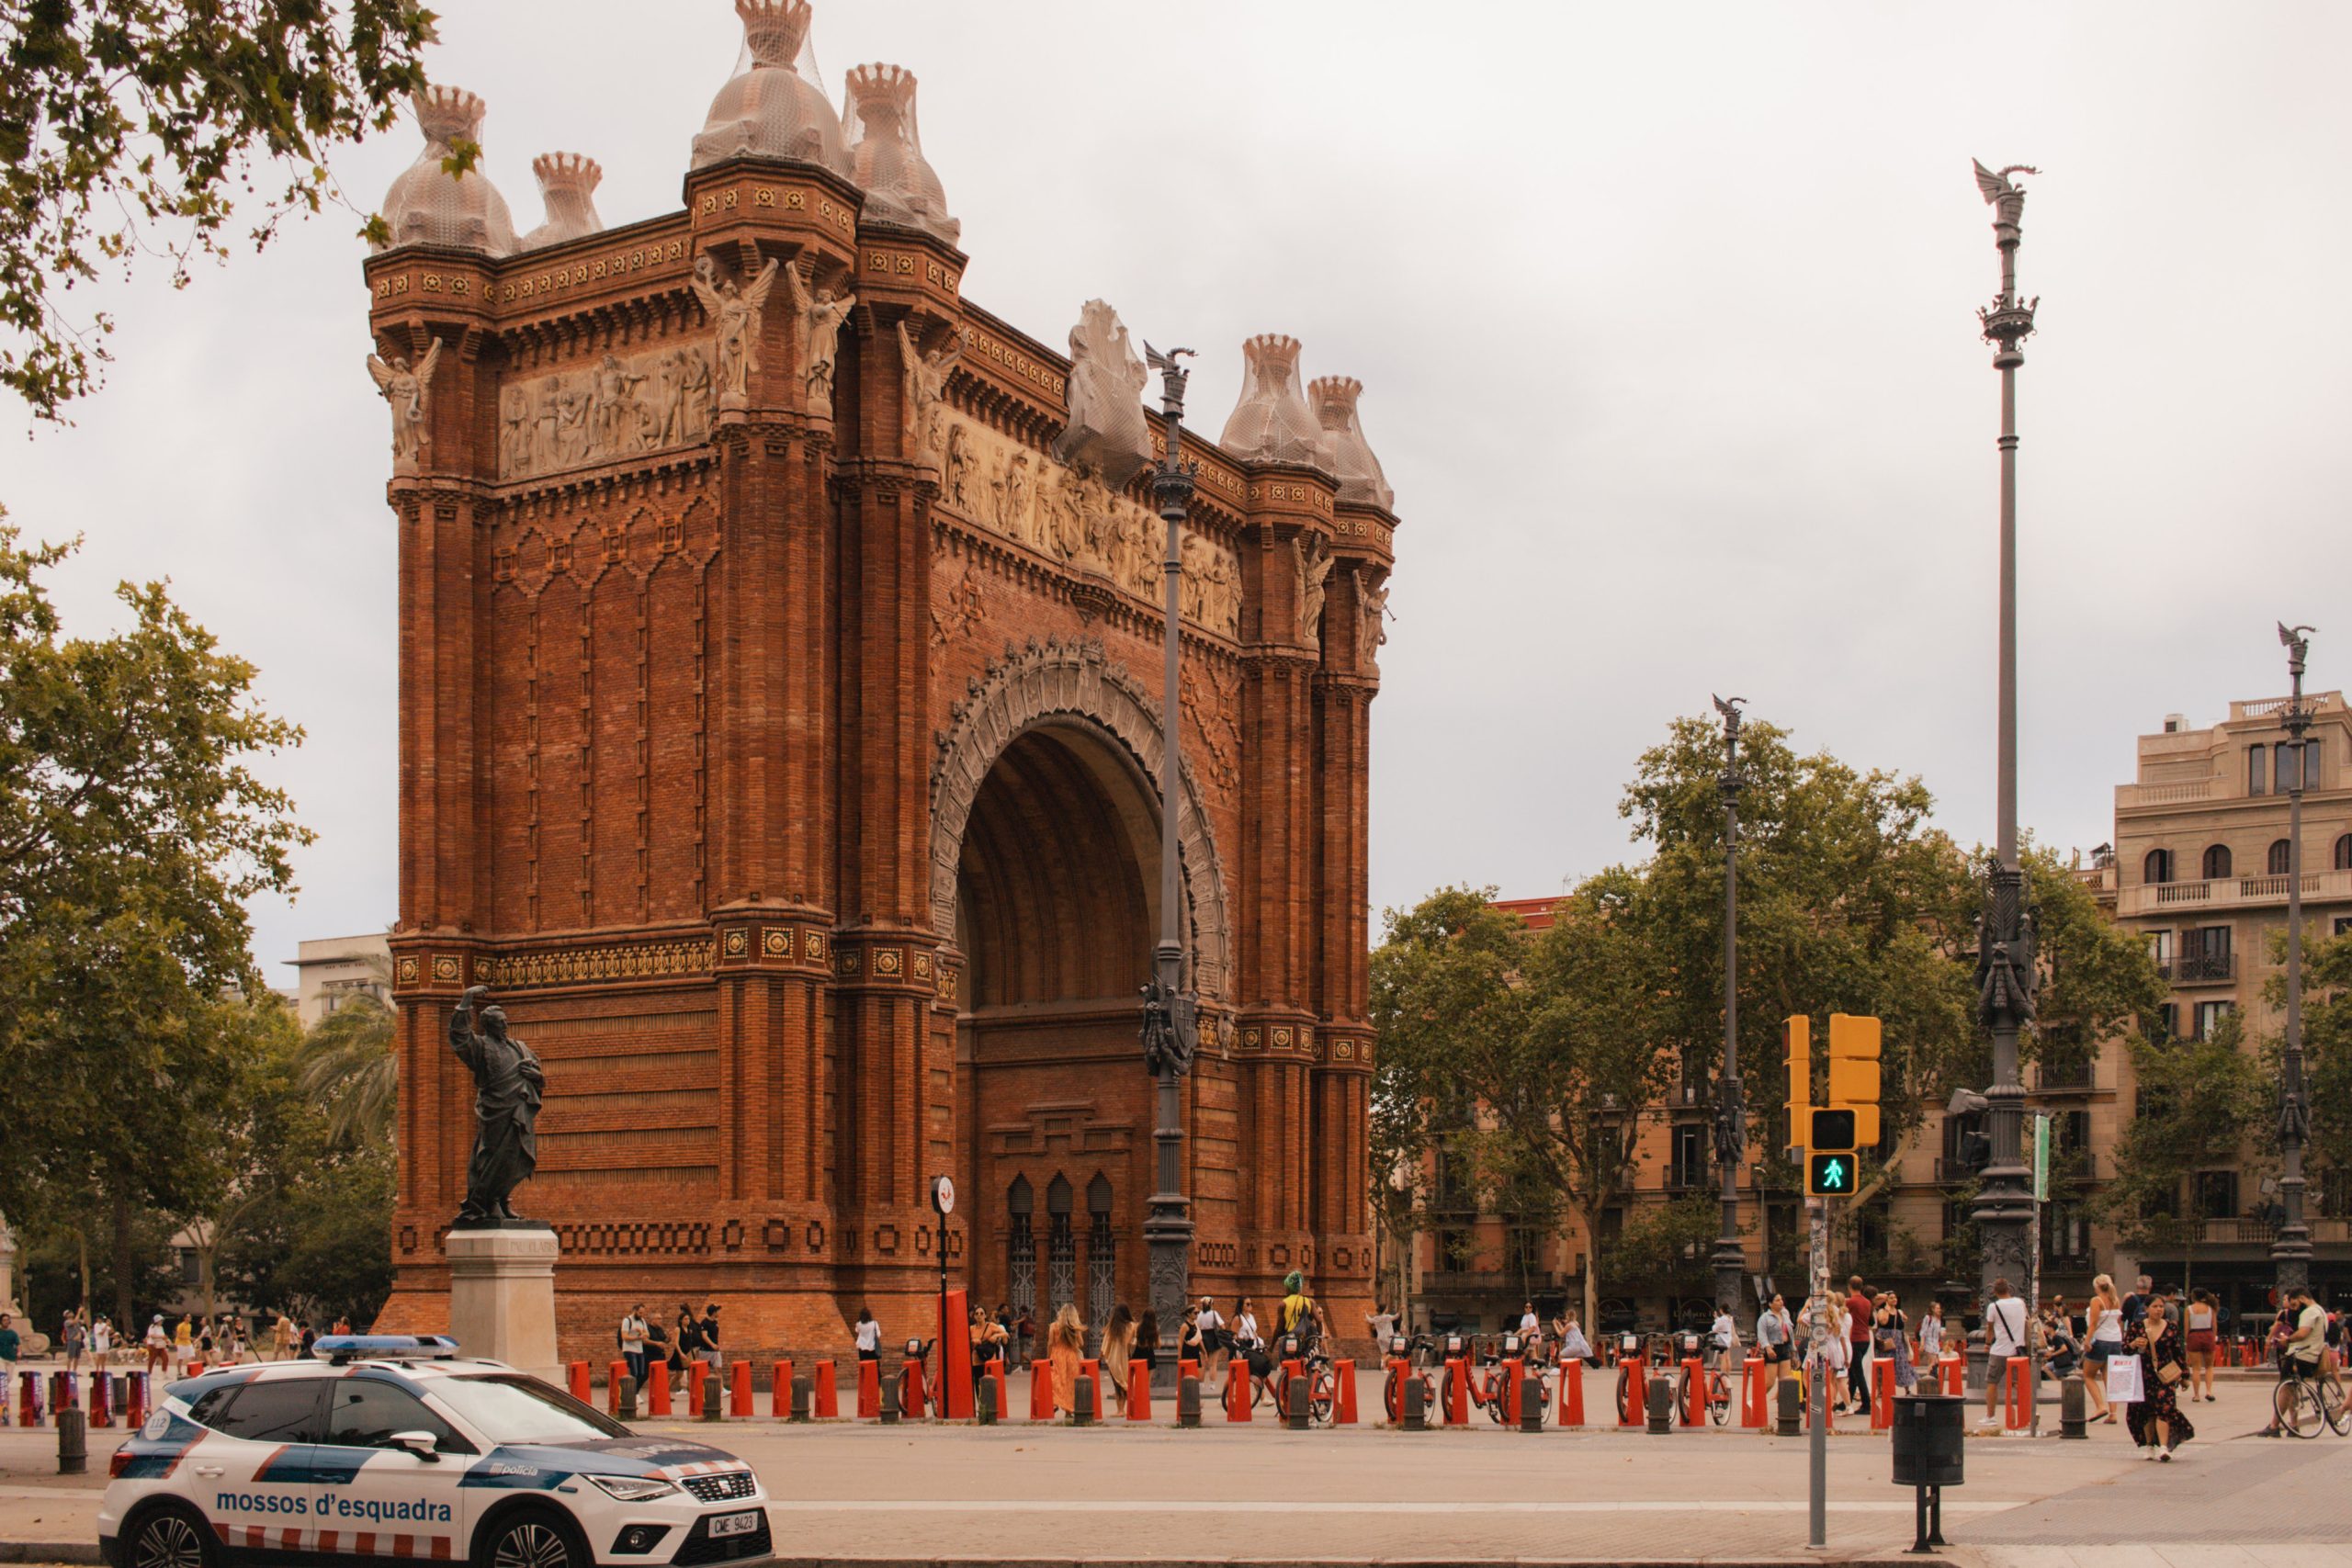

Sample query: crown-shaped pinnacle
[845,62,918,118]
[736,0,813,71]
[1307,376,1363,424]
[413,85,487,148]
[1243,333,1303,382]
[531,152,603,192]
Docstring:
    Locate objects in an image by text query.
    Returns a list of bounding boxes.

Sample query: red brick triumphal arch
[367,0,1400,1363]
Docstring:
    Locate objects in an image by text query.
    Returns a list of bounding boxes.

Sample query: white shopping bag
[2106,1352,2143,1404]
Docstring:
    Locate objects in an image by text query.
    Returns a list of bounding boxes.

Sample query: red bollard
[855,1359,879,1419]
[567,1362,591,1404]
[729,1359,752,1416]
[123,1373,148,1431]
[813,1360,839,1418]
[647,1370,673,1416]
[1681,1357,1704,1427]
[1501,1358,1523,1425]
[771,1360,793,1418]
[607,1361,628,1417]
[1332,1359,1357,1424]
[21,1370,44,1427]
[1080,1359,1102,1422]
[1445,1359,1470,1426]
[1559,1357,1585,1427]
[2004,1357,2031,1430]
[1031,1360,1055,1420]
[1871,1358,1894,1430]
[1740,1356,1766,1427]
[1939,1352,1964,1397]
[901,1357,928,1419]
[1178,1358,1200,1384]
[1126,1361,1151,1421]
[91,1371,113,1428]
[1225,1362,1251,1422]
[686,1361,707,1417]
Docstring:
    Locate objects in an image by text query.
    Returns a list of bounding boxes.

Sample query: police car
[99,1337,770,1568]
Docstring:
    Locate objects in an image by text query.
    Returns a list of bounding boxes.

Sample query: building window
[2249,745,2267,796]
[2193,1170,2239,1220]
[1046,1175,1076,1318]
[1670,1122,1706,1189]
[2269,839,2293,875]
[2181,924,2233,983]
[2143,848,2174,886]
[2192,999,2234,1041]
[1085,1174,1114,1333]
[1006,1177,1035,1325]
[2308,739,2324,790]
[2337,917,2352,939]
[2335,834,2352,873]
[2045,1201,2090,1260]
[2146,930,2173,976]
[1504,1226,1544,1279]
[2201,843,2232,880]
[2322,1169,2350,1220]
[2147,1003,2175,1044]
[2276,739,2318,794]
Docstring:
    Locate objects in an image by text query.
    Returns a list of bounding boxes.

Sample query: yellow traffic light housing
[1784,1013,1811,1127]
[1826,1012,1883,1148]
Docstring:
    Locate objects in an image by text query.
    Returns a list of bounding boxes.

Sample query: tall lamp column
[1139,342,1201,1393]
[1712,695,1748,1325]
[2273,622,2317,1297]
[1968,160,2043,1326]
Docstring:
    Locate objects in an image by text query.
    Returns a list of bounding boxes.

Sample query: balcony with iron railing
[2143,1216,2352,1248]
[2118,868,2352,919]
[2175,950,2237,985]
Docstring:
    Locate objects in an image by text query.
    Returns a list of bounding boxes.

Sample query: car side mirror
[390,1431,441,1461]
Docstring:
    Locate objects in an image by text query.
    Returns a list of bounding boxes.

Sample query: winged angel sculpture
[1973,159,2039,219]
[691,254,783,406]
[367,339,443,472]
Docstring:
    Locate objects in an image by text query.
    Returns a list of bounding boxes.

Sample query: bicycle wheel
[1710,1372,1731,1426]
[1384,1371,1403,1426]
[2323,1380,2351,1437]
[1311,1369,1335,1425]
[2275,1379,2324,1438]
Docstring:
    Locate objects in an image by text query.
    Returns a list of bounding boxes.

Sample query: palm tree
[300,993,399,1149]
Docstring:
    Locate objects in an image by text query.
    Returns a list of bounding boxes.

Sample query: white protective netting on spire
[691,0,851,175]
[840,63,960,245]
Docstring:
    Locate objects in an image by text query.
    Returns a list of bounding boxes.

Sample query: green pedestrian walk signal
[1806,1152,1856,1197]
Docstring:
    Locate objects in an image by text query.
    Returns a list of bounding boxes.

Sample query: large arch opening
[956,722,1160,1346]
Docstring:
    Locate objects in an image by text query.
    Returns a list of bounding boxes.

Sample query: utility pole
[2273,623,2317,1299]
[1713,696,1749,1328]
[1808,1196,1828,1551]
[1969,159,2043,1351]
[1139,341,1200,1394]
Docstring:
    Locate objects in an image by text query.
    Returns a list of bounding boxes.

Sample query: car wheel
[480,1506,583,1568]
[125,1504,216,1568]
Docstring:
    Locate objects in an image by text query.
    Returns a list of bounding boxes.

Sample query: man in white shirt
[1983,1278,2029,1421]
[619,1304,650,1395]
[1366,1303,1399,1357]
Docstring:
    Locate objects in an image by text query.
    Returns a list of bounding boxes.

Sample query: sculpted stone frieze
[935,412,1239,640]
[498,340,718,481]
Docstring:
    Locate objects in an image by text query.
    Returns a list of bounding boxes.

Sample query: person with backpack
[618,1304,650,1393]
[1980,1278,2029,1424]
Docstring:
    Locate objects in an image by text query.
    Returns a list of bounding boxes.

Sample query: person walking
[1757,1293,1792,1376]
[2084,1274,2125,1423]
[1136,1309,1160,1379]
[1821,1296,1851,1413]
[1918,1301,1946,1372]
[2181,1289,2219,1403]
[1197,1296,1227,1389]
[1981,1278,2029,1424]
[1048,1303,1084,1419]
[173,1314,194,1372]
[699,1303,723,1375]
[1874,1292,1916,1394]
[1176,1304,1204,1371]
[143,1315,169,1376]
[91,1314,114,1372]
[1844,1277,1872,1410]
[0,1313,20,1423]
[1101,1304,1136,1414]
[1367,1300,1399,1354]
[854,1307,881,1364]
[673,1303,704,1392]
[619,1304,650,1393]
[2124,1297,2192,1459]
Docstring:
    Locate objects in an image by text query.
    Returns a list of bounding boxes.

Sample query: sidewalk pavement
[0,1377,2335,1565]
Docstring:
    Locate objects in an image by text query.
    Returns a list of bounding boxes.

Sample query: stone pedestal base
[447,1227,559,1377]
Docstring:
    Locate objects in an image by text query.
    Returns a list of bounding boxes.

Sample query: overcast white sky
[9,1,2350,980]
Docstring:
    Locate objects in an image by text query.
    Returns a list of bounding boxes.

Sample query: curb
[0,1544,102,1565]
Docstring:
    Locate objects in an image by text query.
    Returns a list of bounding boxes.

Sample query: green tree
[1,0,437,418]
[299,988,399,1149]
[2098,1010,2269,1292]
[2301,929,2352,1187]
[0,525,309,1325]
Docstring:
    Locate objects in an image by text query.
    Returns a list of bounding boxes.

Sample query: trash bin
[1891,1393,1966,1487]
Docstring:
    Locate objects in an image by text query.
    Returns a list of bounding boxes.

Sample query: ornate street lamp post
[1712,695,1748,1325]
[1138,342,1200,1392]
[2273,623,2317,1298]
[1969,160,2042,1327]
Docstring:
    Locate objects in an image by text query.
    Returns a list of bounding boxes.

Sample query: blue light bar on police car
[315,1335,462,1363]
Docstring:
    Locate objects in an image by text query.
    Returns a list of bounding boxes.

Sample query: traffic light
[1809,1108,1857,1153]
[1826,1012,1883,1148]
[1784,1014,1811,1134]
[1806,1151,1858,1197]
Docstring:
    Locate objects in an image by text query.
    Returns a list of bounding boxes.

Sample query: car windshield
[428,1373,630,1443]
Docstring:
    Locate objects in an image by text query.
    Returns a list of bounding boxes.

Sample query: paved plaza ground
[0,1375,2342,1565]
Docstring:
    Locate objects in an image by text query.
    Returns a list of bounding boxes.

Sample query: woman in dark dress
[2124,1297,2194,1459]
